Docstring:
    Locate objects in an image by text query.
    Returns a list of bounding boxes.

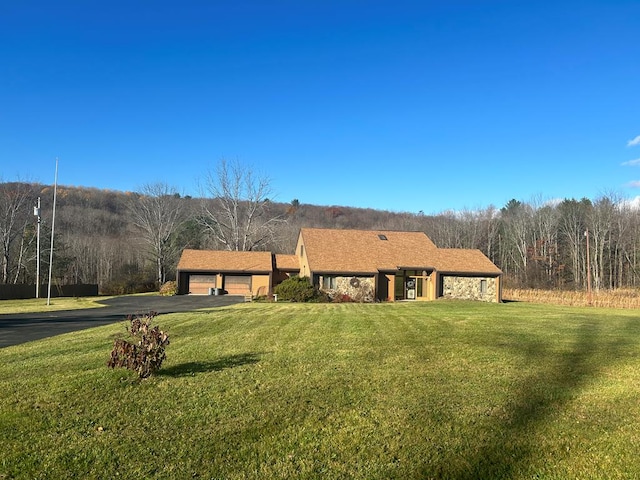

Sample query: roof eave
[312,270,377,276]
[438,270,502,276]
[396,265,437,271]
[178,268,272,274]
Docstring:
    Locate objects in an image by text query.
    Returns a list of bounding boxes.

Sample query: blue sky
[2,1,639,213]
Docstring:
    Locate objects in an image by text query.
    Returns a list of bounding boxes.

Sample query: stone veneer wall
[441,276,498,303]
[320,275,375,302]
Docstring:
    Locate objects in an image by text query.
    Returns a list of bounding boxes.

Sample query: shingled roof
[433,248,502,275]
[178,228,501,279]
[299,227,501,276]
[300,228,440,274]
[274,254,300,272]
[177,249,273,273]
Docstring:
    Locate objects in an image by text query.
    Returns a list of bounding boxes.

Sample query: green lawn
[0,296,108,314]
[1,300,640,479]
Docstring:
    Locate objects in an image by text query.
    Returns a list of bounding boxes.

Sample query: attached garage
[177,249,273,297]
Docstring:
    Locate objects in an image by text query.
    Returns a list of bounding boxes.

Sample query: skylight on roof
[378,234,388,240]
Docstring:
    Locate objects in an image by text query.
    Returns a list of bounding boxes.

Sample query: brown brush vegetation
[504,288,640,309]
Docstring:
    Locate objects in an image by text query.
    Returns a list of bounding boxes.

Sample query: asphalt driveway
[0,295,244,348]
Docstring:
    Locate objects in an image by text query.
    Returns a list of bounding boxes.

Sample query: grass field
[0,296,107,314]
[1,300,640,479]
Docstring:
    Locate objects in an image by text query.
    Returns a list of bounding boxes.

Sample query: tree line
[1,165,639,294]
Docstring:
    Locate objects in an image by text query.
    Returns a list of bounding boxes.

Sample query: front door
[395,270,432,300]
[406,278,416,299]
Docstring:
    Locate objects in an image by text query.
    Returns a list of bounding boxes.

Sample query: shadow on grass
[158,352,262,377]
[430,317,640,479]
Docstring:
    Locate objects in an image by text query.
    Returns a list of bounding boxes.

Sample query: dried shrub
[331,293,353,303]
[159,281,177,296]
[107,312,169,379]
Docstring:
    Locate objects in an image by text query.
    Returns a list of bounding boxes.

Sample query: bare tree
[200,159,284,251]
[612,197,638,288]
[499,199,533,285]
[127,182,185,286]
[531,201,560,287]
[0,181,34,283]
[588,195,615,291]
[557,198,591,289]
[480,205,501,264]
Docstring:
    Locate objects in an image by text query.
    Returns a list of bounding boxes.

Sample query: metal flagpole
[47,158,59,306]
[34,197,41,298]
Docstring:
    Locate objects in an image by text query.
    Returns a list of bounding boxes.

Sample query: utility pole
[34,197,41,298]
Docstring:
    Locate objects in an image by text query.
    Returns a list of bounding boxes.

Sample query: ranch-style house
[176,227,503,302]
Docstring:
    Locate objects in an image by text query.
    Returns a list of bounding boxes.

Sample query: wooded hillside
[1,182,639,294]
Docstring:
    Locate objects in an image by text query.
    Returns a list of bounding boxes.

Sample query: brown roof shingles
[178,228,502,278]
[177,249,273,273]
[434,249,502,275]
[300,228,439,273]
[275,254,300,271]
[300,228,501,276]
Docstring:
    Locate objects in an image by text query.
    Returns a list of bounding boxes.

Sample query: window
[480,279,487,294]
[322,275,337,289]
[394,275,404,300]
[300,245,304,257]
[378,234,388,240]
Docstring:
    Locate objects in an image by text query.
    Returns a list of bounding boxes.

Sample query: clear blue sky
[2,0,639,213]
